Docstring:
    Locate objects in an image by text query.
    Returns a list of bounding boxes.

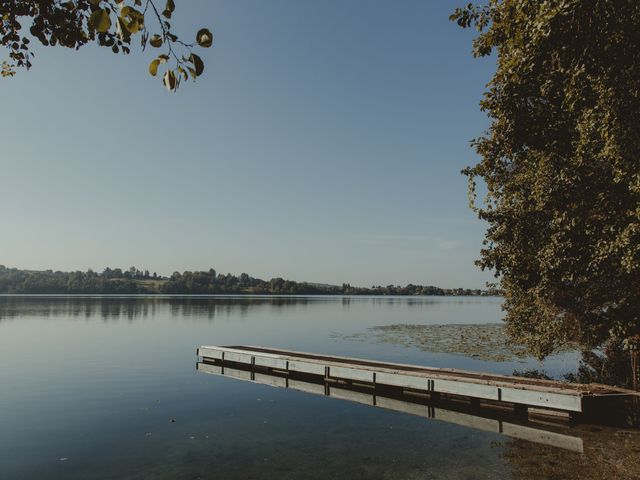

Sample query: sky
[1,0,497,289]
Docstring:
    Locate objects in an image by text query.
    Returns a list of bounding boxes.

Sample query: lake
[1,295,638,479]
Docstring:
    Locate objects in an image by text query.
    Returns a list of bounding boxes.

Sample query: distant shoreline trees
[0,265,499,296]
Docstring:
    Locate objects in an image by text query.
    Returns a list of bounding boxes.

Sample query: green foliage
[0,265,496,296]
[90,8,112,33]
[0,266,147,294]
[563,339,637,389]
[512,341,637,389]
[196,28,212,48]
[0,0,212,90]
[452,1,640,359]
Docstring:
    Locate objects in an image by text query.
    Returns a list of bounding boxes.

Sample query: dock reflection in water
[197,360,591,452]
[198,359,640,478]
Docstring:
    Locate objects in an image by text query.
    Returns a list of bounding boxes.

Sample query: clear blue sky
[1,0,496,288]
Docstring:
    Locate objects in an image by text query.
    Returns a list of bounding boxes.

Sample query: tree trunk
[632,348,639,392]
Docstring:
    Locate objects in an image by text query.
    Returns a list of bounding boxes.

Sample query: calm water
[0,296,637,479]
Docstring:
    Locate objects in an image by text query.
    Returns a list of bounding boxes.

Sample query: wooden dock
[197,345,639,423]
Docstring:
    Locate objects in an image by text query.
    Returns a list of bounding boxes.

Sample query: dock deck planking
[197,345,639,417]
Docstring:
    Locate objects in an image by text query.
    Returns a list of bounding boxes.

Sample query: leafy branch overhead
[0,0,213,91]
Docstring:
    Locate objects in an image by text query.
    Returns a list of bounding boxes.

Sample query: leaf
[120,6,143,33]
[149,34,162,48]
[162,0,175,19]
[148,59,160,76]
[163,69,177,91]
[89,9,112,33]
[117,17,131,42]
[189,53,204,76]
[196,28,213,48]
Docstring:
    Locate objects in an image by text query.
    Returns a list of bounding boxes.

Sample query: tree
[0,0,213,91]
[452,0,640,385]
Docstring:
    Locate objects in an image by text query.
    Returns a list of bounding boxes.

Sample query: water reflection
[1,296,639,479]
[199,359,640,479]
[197,360,585,452]
[0,294,493,322]
[0,295,318,321]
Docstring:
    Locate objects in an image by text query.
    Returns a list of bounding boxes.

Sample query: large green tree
[0,0,212,90]
[452,0,640,383]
